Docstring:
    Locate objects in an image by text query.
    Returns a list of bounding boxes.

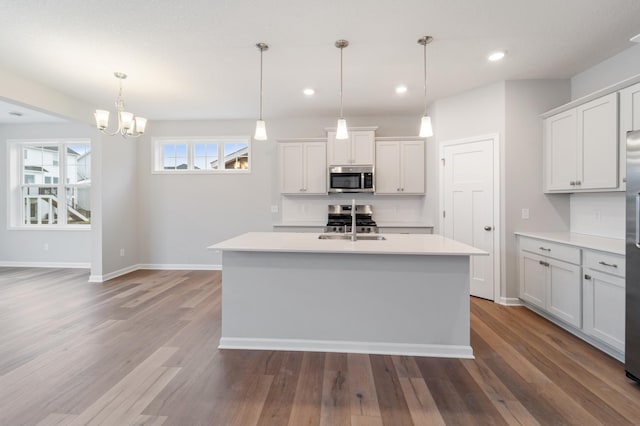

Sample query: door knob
[484,226,492,231]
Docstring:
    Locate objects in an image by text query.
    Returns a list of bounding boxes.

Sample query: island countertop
[208,232,487,256]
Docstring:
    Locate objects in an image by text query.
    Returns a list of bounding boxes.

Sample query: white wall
[0,123,93,266]
[137,115,428,267]
[571,44,640,100]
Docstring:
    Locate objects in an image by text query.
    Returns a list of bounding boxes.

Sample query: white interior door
[441,137,497,300]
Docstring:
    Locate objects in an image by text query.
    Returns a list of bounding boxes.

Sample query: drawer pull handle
[539,260,549,267]
[584,274,592,280]
[598,261,618,268]
[539,247,551,252]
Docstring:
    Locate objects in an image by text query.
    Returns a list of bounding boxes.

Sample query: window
[152,137,251,173]
[7,140,91,228]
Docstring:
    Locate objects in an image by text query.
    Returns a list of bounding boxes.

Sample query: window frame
[7,139,91,231]
[151,136,252,174]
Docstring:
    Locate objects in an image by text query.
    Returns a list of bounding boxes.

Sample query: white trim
[88,263,221,283]
[0,261,90,269]
[219,337,474,359]
[324,126,378,132]
[439,133,502,303]
[497,297,523,306]
[277,138,327,143]
[375,136,426,142]
[137,263,221,271]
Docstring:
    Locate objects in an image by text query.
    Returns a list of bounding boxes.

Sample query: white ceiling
[1,0,639,123]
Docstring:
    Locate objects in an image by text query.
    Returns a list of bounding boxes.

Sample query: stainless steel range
[324,204,378,233]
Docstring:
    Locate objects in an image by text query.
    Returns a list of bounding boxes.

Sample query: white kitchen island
[208,232,487,358]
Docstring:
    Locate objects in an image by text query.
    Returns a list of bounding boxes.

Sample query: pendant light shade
[419,115,433,137]
[335,39,349,140]
[254,42,269,141]
[418,36,434,138]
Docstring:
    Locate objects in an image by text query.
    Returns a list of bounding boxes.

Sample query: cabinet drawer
[519,237,581,264]
[584,250,625,278]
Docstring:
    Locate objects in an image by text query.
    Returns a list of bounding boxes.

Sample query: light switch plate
[521,208,530,219]
[270,205,278,213]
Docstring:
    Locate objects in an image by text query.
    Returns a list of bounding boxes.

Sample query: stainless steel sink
[318,234,386,241]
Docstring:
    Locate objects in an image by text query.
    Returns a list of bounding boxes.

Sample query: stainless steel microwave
[328,165,375,193]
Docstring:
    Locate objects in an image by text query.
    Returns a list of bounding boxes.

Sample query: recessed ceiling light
[395,85,408,94]
[8,111,23,117]
[488,51,506,62]
[631,33,640,43]
[303,88,315,96]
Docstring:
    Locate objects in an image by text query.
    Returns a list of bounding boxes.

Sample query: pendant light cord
[339,45,344,118]
[423,40,427,116]
[259,47,264,120]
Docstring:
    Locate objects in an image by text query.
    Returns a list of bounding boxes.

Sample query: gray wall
[504,80,571,298]
[571,43,640,100]
[0,123,93,265]
[137,115,424,267]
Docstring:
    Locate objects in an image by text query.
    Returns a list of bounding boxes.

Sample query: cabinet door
[375,141,401,194]
[519,252,547,309]
[327,132,351,165]
[400,141,425,194]
[577,93,618,190]
[547,258,582,328]
[583,270,625,352]
[279,143,304,193]
[545,110,578,191]
[351,131,375,165]
[304,142,327,194]
[619,82,640,190]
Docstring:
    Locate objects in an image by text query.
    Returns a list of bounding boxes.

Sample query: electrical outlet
[120,248,125,257]
[521,208,530,219]
[270,205,278,213]
[43,243,49,251]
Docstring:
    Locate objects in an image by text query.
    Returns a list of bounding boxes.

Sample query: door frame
[438,133,501,302]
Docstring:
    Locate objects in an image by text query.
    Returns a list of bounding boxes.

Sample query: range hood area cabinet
[278,139,327,195]
[375,139,425,194]
[544,92,619,192]
[327,129,376,166]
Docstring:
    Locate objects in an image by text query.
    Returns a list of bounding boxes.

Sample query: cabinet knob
[575,180,581,185]
[397,188,401,192]
[484,226,492,231]
[584,274,592,280]
[539,260,549,267]
[570,181,576,186]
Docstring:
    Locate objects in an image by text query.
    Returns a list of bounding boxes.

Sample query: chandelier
[94,72,147,138]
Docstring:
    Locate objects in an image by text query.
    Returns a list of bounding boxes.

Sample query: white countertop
[209,232,487,256]
[272,222,434,228]
[514,231,625,255]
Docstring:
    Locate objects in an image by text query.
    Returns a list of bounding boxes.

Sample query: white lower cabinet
[582,250,626,353]
[518,235,626,360]
[518,247,581,327]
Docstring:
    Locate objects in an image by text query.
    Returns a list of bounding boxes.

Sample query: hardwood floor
[1,267,639,425]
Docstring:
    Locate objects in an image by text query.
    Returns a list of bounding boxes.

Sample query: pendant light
[335,39,349,140]
[254,42,269,140]
[418,36,434,138]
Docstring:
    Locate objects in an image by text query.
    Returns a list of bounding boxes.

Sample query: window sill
[7,225,91,231]
[151,169,251,175]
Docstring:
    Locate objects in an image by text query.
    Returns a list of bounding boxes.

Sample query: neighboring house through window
[152,137,251,173]
[7,140,91,228]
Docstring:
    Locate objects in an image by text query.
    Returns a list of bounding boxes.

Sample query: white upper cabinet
[327,130,375,165]
[544,92,619,192]
[619,82,640,190]
[279,141,327,195]
[375,140,425,194]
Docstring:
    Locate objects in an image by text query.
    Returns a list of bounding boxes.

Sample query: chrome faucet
[351,198,357,241]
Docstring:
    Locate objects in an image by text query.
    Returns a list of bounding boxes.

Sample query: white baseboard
[137,263,222,271]
[0,261,90,269]
[88,263,221,283]
[219,337,474,359]
[497,297,523,306]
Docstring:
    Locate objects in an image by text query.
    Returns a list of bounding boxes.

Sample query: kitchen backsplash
[281,195,430,225]
[569,192,625,239]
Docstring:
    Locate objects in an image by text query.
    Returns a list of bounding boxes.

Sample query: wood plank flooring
[1,267,639,425]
